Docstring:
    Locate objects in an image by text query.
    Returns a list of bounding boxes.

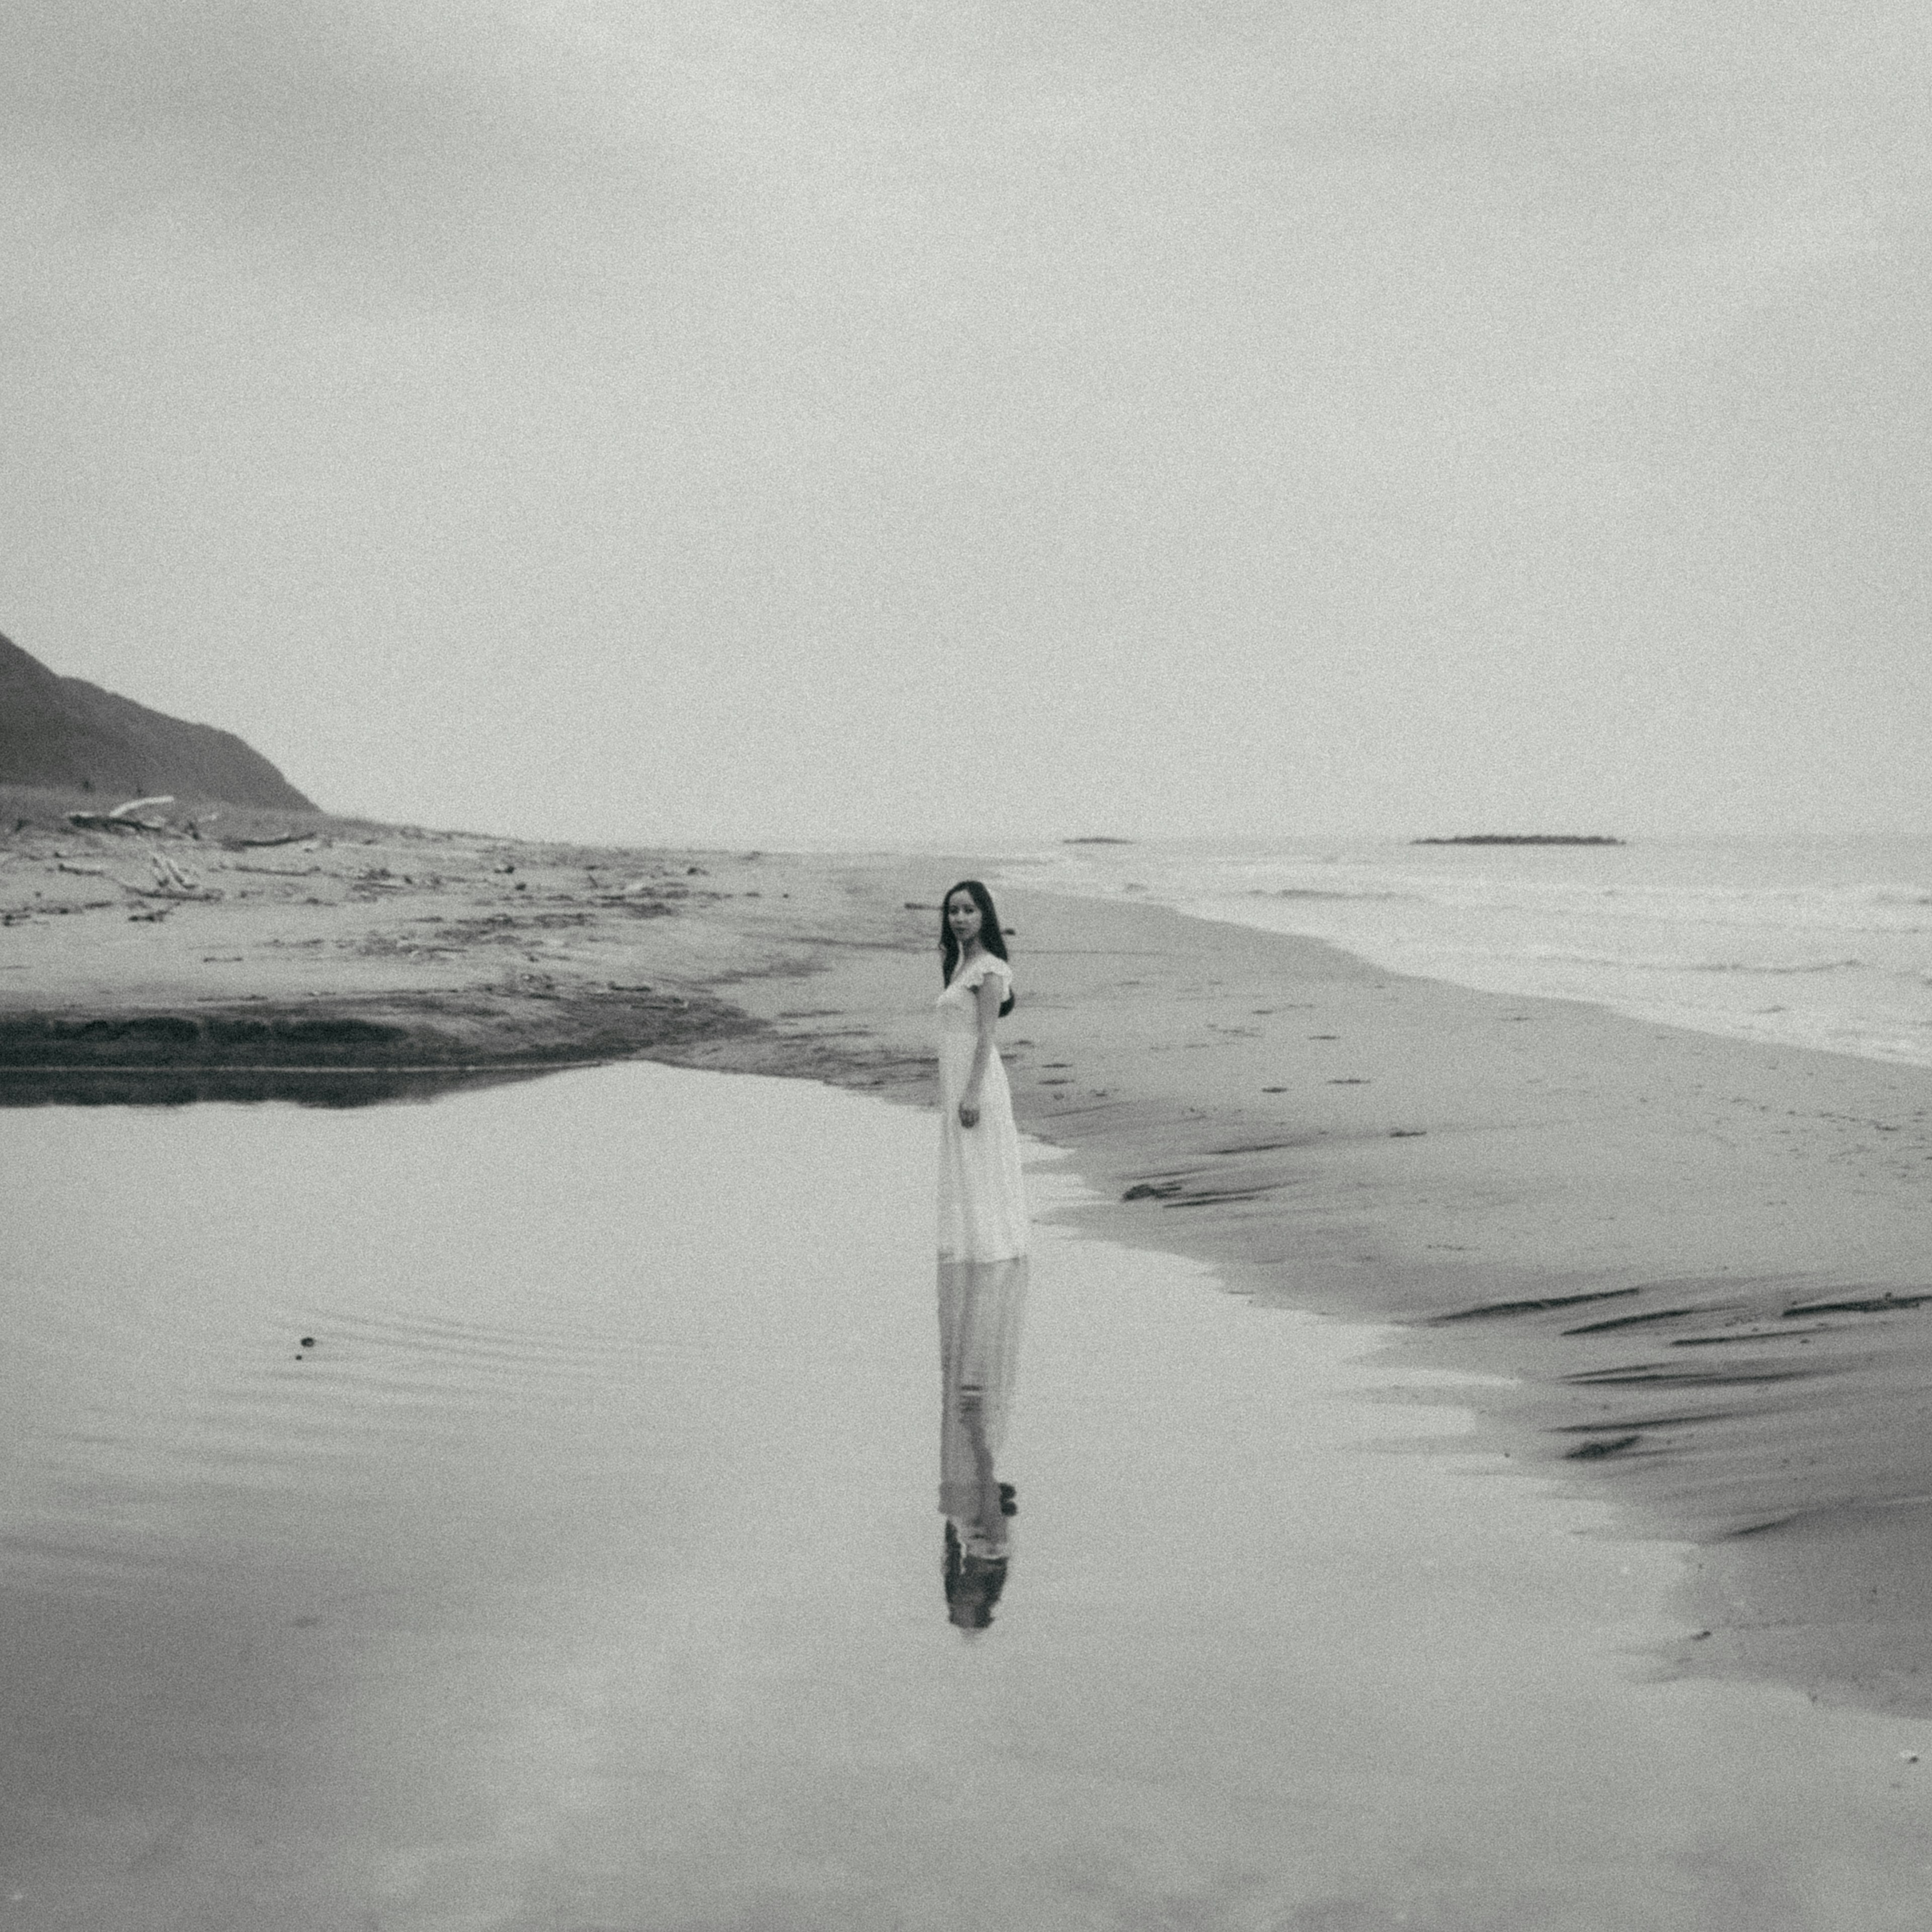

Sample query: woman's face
[946,892,983,947]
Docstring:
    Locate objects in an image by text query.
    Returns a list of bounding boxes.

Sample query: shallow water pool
[2,1063,1925,1930]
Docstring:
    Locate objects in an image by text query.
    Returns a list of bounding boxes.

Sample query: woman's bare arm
[958,972,1002,1126]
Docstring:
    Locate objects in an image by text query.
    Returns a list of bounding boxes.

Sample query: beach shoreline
[8,784,1932,1719]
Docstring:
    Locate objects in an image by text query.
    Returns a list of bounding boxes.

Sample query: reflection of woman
[937,1256,1028,1632]
[935,880,1029,1264]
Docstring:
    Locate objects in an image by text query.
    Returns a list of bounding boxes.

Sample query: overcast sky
[5,2,1928,847]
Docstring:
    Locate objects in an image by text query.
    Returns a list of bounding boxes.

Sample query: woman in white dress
[934,879,1030,1629]
[934,879,1029,1263]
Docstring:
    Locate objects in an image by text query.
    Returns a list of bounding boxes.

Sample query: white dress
[937,1254,1029,1549]
[935,953,1030,1262]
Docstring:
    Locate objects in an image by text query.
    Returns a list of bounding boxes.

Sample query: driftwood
[106,851,224,903]
[62,794,182,835]
[152,850,198,893]
[67,812,162,834]
[220,832,316,850]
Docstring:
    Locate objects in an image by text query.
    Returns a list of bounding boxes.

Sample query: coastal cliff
[0,632,314,810]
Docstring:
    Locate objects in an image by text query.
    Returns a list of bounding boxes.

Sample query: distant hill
[1411,835,1624,847]
[0,633,315,810]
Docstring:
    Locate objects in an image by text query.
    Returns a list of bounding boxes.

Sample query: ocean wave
[1253,881,1931,937]
[1253,887,1415,904]
[1514,949,1872,977]
[1685,956,1871,977]
[1016,841,1932,1071]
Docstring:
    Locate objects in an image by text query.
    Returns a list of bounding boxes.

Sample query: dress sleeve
[960,955,1013,996]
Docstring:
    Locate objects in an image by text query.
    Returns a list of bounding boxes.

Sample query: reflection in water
[937,1256,1028,1633]
[0,1065,554,1109]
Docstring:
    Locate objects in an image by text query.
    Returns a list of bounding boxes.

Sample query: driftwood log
[63,794,182,835]
[67,812,163,834]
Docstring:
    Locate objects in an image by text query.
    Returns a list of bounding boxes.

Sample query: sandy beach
[7,777,1932,1736]
[15,6,1931,1919]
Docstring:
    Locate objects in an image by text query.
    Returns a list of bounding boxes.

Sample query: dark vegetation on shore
[0,988,757,1107]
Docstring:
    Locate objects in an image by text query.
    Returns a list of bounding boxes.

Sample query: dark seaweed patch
[1563,1304,1722,1336]
[1782,1291,1932,1317]
[1163,1186,1276,1208]
[1552,1412,1732,1432]
[1205,1138,1316,1156]
[1727,1514,1802,1539]
[1432,1286,1641,1325]
[1564,1363,1819,1388]
[1669,1326,1834,1348]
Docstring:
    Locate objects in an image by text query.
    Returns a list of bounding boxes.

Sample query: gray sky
[6,2,1928,846]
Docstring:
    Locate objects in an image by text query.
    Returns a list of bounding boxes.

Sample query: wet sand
[7,784,1932,1721]
[5,1064,1931,1930]
[754,884,1932,1722]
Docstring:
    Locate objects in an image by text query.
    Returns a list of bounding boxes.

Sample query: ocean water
[995,835,1932,1071]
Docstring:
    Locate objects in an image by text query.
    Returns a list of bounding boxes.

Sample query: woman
[935,879,1029,1262]
[935,879,1029,1631]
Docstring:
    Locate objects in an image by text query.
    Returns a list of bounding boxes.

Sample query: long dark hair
[943,1519,1009,1631]
[939,879,1014,1016]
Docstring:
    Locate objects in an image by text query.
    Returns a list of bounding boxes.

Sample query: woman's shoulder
[959,952,1014,989]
